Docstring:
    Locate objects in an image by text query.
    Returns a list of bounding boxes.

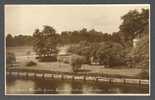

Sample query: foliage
[119,9,149,47]
[68,41,92,64]
[6,34,33,47]
[33,25,59,59]
[6,52,16,67]
[95,42,126,67]
[70,54,85,72]
[60,28,111,45]
[129,34,149,68]
[26,61,37,66]
[68,41,126,67]
[6,34,14,47]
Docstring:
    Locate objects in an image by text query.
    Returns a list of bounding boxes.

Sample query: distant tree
[6,34,14,47]
[60,31,70,44]
[6,52,16,67]
[13,35,33,46]
[6,34,34,47]
[60,28,110,44]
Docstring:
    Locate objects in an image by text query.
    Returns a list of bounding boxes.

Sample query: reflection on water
[6,79,35,94]
[6,77,149,94]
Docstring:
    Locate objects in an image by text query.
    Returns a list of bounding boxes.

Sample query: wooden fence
[6,70,149,86]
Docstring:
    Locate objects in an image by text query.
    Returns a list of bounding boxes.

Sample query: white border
[4,4,151,96]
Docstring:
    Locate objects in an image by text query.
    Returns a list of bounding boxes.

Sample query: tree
[61,31,71,45]
[6,34,14,47]
[95,42,125,67]
[6,34,34,47]
[68,40,126,67]
[33,26,59,61]
[129,34,149,68]
[68,41,92,64]
[70,54,85,72]
[119,9,149,47]
[6,52,16,67]
[111,32,125,47]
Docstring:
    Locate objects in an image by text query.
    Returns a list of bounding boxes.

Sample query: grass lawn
[6,46,144,79]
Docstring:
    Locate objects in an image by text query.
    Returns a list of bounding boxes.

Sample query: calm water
[6,76,149,95]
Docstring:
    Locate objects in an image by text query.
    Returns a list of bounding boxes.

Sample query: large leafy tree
[33,25,59,57]
[95,42,125,67]
[119,9,149,47]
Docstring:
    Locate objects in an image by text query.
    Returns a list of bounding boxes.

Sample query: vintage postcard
[5,4,150,95]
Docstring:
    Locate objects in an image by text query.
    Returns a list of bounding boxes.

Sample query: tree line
[6,34,34,47]
[6,28,112,47]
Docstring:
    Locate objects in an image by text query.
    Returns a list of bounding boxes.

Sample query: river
[6,77,149,95]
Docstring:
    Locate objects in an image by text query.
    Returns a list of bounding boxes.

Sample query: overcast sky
[5,4,149,36]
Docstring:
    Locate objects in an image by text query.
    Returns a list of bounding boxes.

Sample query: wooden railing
[6,69,149,86]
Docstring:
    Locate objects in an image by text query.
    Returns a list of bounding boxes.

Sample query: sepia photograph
[5,4,150,95]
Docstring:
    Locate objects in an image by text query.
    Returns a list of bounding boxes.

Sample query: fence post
[139,80,141,85]
[96,77,98,82]
[124,79,126,84]
[109,78,112,84]
[26,72,28,79]
[42,73,45,79]
[51,74,53,79]
[72,75,74,80]
[61,74,64,80]
[34,73,36,80]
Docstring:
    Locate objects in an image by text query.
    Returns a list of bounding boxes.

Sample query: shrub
[6,52,16,67]
[26,61,37,66]
[68,41,126,67]
[70,54,85,72]
[95,42,126,67]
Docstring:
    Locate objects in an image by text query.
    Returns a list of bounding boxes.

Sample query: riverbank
[6,68,149,86]
[7,65,148,80]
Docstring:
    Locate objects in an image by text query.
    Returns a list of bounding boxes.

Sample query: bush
[70,54,85,72]
[26,61,37,66]
[68,41,126,67]
[68,41,92,64]
[6,52,16,67]
[95,42,126,67]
